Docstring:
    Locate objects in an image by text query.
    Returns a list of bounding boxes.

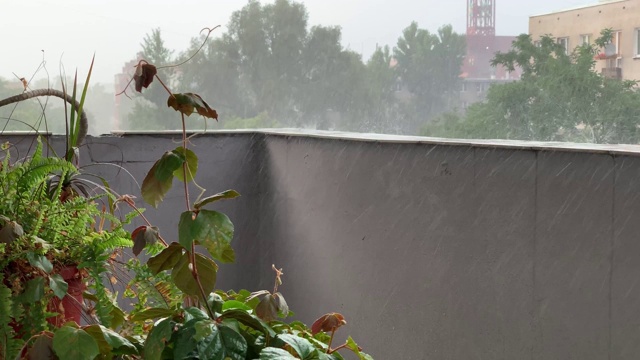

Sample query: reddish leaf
[311,313,347,335]
[131,225,160,256]
[134,63,157,92]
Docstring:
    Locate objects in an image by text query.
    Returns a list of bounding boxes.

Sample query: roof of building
[531,0,628,18]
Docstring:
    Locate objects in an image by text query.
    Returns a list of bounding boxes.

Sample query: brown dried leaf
[134,63,157,92]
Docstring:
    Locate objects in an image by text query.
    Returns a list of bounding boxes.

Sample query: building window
[580,34,591,46]
[461,82,467,92]
[557,37,570,55]
[635,29,640,57]
[614,30,622,56]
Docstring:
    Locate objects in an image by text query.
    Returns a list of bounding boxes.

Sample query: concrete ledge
[109,129,640,156]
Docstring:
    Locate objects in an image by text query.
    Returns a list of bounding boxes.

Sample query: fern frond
[95,234,133,253]
[17,157,77,191]
[0,281,23,359]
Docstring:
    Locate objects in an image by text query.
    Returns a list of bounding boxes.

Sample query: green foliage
[0,138,138,358]
[52,325,100,359]
[6,21,372,357]
[430,30,640,143]
[0,278,23,358]
[123,1,463,134]
[394,22,466,133]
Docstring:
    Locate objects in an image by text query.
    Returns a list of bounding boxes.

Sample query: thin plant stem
[180,112,214,319]
[326,329,336,354]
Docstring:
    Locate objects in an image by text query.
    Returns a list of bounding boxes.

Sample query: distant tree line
[126,0,466,135]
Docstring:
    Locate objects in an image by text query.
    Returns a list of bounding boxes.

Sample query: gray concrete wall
[3,132,640,359]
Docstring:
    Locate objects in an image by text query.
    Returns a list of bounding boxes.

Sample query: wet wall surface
[3,132,640,359]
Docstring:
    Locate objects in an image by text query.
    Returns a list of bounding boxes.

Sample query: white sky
[1,0,592,86]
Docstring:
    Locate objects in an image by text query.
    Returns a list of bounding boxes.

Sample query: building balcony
[602,66,623,79]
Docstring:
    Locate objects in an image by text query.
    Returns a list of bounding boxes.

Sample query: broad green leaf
[345,336,373,360]
[22,277,45,303]
[194,190,241,209]
[183,307,209,322]
[144,318,173,360]
[171,252,218,296]
[52,326,100,360]
[278,334,320,360]
[196,322,247,360]
[147,242,183,275]
[167,93,218,120]
[194,320,214,340]
[259,347,298,359]
[222,300,252,311]
[141,161,173,208]
[49,274,69,300]
[154,150,185,182]
[27,252,53,273]
[319,353,346,360]
[178,210,235,263]
[219,309,276,337]
[131,308,176,322]
[84,324,138,356]
[173,321,199,359]
[173,147,198,182]
[256,294,278,322]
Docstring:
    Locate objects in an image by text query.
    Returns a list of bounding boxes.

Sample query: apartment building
[529,0,640,80]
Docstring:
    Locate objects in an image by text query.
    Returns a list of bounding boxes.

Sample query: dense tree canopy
[424,31,640,144]
[124,0,467,134]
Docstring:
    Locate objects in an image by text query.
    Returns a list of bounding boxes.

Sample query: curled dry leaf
[311,313,347,335]
[0,220,24,244]
[134,63,157,92]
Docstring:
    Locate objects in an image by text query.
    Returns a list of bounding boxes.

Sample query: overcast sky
[2,0,592,86]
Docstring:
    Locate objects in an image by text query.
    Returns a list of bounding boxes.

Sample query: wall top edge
[6,129,640,157]
[105,129,640,156]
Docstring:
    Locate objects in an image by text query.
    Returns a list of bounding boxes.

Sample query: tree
[393,23,466,133]
[297,25,370,129]
[179,0,370,129]
[432,31,640,143]
[227,0,308,122]
[364,45,401,133]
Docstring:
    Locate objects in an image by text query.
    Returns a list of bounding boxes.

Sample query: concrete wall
[3,132,640,359]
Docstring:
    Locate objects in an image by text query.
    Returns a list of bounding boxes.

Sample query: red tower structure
[467,0,496,37]
[464,0,497,79]
[460,0,520,109]
[463,0,520,81]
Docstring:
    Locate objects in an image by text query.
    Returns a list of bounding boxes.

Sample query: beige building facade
[529,0,640,80]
